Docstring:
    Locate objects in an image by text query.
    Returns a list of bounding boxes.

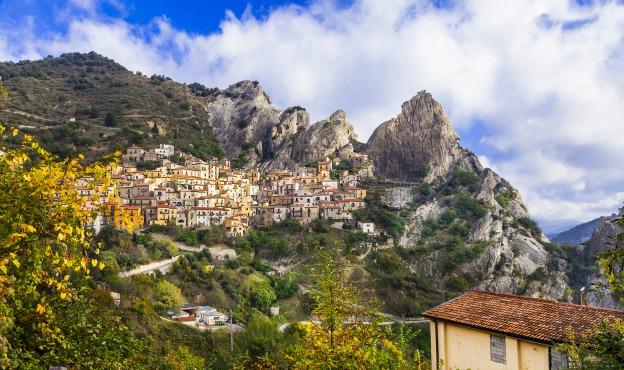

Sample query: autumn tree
[287,250,413,369]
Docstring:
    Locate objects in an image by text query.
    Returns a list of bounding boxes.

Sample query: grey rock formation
[205,81,279,164]
[262,109,360,170]
[203,81,361,170]
[578,215,623,308]
[366,91,480,181]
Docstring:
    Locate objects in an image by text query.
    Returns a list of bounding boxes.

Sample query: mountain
[571,214,623,308]
[0,52,570,308]
[550,216,610,245]
[366,92,568,303]
[366,91,481,181]
[0,52,362,171]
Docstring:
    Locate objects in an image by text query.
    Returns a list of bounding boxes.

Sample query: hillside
[550,216,610,245]
[0,52,573,309]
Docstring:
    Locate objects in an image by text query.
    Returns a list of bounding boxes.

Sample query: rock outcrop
[372,94,566,300]
[205,81,360,170]
[261,109,360,170]
[205,81,280,164]
[580,215,623,307]
[366,91,480,181]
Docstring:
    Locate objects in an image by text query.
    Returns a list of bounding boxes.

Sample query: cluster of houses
[89,144,375,237]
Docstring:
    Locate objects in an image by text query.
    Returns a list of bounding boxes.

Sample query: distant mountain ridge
[550,216,610,245]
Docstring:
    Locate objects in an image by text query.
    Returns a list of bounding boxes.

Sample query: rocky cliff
[203,82,360,170]
[366,91,480,181]
[371,92,568,301]
[580,215,623,307]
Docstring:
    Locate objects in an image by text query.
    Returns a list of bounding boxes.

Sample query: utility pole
[229,309,233,352]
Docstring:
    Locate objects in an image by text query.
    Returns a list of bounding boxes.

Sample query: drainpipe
[434,320,439,369]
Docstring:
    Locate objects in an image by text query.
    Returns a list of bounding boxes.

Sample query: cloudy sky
[1,0,623,232]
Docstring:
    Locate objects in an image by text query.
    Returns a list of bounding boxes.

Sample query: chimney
[579,287,586,305]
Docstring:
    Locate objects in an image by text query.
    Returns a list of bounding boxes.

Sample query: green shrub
[454,192,488,220]
[274,273,299,299]
[249,286,276,312]
[177,229,198,246]
[517,217,542,238]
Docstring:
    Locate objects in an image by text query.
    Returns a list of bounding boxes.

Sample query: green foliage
[517,216,543,239]
[274,272,300,299]
[526,267,548,283]
[231,152,248,169]
[559,319,624,370]
[153,280,185,314]
[446,239,486,271]
[453,192,488,220]
[181,136,224,160]
[448,221,469,237]
[234,312,282,360]
[135,160,161,170]
[249,286,277,312]
[104,112,118,127]
[177,228,198,246]
[354,203,405,238]
[450,169,478,189]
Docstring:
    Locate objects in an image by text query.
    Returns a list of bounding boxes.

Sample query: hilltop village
[96,144,373,237]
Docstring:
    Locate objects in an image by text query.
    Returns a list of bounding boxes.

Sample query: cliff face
[206,82,359,170]
[371,92,567,300]
[581,216,623,307]
[366,91,480,181]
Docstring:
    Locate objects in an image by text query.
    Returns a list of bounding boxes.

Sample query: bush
[447,275,470,291]
[177,229,198,246]
[454,192,488,220]
[448,222,469,237]
[274,273,299,299]
[104,112,117,127]
[450,169,479,188]
[249,286,276,312]
[517,217,542,238]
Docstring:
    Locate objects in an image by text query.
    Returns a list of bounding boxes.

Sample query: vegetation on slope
[0,52,223,160]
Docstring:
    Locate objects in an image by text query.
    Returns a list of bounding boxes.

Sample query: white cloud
[1,0,624,224]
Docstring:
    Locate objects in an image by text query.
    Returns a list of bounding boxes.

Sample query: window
[490,335,506,364]
[549,347,568,370]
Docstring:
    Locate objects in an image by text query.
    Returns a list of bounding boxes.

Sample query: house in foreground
[423,290,624,370]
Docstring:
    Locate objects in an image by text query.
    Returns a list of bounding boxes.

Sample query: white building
[357,221,375,235]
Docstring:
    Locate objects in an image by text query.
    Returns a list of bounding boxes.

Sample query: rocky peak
[224,80,272,105]
[366,91,470,181]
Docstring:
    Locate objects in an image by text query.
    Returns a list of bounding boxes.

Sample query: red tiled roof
[422,290,624,344]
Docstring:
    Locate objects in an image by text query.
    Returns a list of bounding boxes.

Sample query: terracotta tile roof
[422,290,624,344]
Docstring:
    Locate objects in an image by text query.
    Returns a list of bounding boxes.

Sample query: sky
[0,0,623,233]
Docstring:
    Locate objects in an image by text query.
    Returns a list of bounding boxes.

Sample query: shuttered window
[490,335,506,364]
[549,347,569,370]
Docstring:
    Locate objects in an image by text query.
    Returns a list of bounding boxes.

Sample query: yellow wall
[429,321,549,370]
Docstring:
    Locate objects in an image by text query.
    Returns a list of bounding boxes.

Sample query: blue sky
[0,0,623,232]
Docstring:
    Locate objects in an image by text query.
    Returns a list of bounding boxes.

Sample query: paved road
[150,233,206,253]
[118,255,181,278]
[278,317,429,332]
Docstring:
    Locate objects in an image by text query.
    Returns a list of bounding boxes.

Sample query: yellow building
[112,205,144,232]
[423,290,624,370]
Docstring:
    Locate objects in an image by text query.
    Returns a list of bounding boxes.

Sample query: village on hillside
[85,144,376,238]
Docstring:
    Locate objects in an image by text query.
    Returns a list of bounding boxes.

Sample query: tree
[0,112,133,366]
[274,272,299,299]
[234,312,282,360]
[286,250,412,369]
[559,216,624,368]
[105,112,118,127]
[153,280,185,313]
[249,286,277,312]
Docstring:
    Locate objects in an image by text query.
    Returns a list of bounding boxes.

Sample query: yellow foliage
[0,120,119,363]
